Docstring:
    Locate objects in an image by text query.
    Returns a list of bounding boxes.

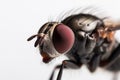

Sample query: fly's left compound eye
[52,24,75,53]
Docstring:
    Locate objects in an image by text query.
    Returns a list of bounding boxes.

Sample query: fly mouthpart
[40,51,53,63]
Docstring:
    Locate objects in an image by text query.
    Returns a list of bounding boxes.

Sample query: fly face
[28,22,75,63]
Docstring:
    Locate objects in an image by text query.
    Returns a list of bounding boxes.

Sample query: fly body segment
[27,9,120,80]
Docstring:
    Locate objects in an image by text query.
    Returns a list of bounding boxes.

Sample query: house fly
[27,10,120,80]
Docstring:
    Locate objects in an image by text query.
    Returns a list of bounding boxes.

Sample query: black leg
[49,65,62,80]
[49,60,82,80]
[87,53,102,72]
[87,44,104,72]
[56,63,64,80]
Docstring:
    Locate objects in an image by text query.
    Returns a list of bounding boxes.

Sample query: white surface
[0,0,120,80]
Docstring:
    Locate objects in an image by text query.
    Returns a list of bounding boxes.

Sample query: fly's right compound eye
[52,24,75,53]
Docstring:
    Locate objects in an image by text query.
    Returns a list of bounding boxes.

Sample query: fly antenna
[27,34,38,41]
[27,33,45,47]
[34,37,40,47]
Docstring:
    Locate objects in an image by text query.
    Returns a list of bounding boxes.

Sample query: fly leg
[49,65,62,80]
[49,60,82,80]
[87,51,102,72]
[87,44,104,72]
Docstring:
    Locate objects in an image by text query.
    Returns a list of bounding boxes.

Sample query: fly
[27,10,120,80]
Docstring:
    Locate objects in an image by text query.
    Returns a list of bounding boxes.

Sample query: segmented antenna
[27,33,45,47]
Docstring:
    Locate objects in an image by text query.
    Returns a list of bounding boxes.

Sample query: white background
[0,0,120,80]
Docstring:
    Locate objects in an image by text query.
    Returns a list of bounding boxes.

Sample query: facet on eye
[52,24,75,53]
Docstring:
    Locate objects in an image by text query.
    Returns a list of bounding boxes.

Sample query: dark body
[48,14,120,80]
[28,13,120,80]
[61,14,120,72]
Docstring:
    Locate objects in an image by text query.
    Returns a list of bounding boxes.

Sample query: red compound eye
[52,24,75,53]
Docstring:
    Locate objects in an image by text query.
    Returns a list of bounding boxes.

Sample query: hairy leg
[49,60,82,80]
